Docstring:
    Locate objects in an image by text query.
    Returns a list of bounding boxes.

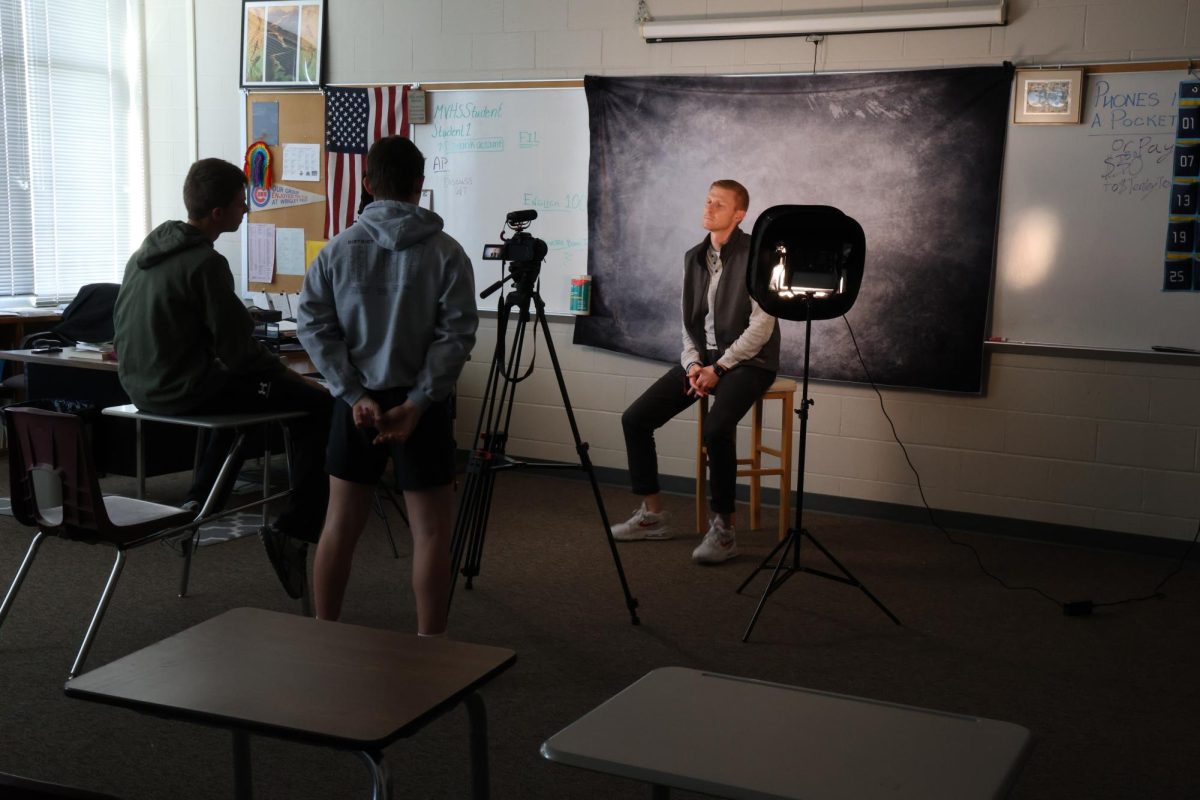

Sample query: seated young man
[297,136,478,635]
[113,158,332,598]
[612,179,779,564]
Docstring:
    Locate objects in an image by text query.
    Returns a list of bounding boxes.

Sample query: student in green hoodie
[113,158,332,599]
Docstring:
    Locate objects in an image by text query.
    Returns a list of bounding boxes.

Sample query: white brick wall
[139,0,1200,544]
[143,0,191,227]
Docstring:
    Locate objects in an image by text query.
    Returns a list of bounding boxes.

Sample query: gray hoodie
[297,200,478,410]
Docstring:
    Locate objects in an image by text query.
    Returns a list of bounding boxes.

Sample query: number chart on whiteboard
[412,87,589,314]
[1164,80,1200,291]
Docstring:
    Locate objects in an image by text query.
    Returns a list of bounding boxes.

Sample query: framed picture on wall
[1013,68,1084,124]
[241,0,325,89]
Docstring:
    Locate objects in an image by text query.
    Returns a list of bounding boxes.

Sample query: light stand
[736,206,900,642]
[449,214,640,625]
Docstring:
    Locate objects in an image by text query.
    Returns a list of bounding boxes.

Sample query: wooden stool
[695,377,797,541]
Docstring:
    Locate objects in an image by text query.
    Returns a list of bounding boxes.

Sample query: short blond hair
[710,179,749,212]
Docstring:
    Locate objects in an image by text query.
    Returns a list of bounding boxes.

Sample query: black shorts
[326,388,456,490]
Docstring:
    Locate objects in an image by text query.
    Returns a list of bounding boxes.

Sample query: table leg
[135,418,145,499]
[357,750,392,800]
[466,692,489,800]
[232,730,252,800]
[178,534,194,598]
[261,423,271,528]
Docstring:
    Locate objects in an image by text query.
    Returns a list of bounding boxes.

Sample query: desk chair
[0,406,195,678]
[695,377,797,541]
[100,404,308,605]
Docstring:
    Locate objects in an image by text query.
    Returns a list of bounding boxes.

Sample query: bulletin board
[244,90,326,293]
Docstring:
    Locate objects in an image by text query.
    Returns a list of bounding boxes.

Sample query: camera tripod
[448,263,641,625]
[737,305,900,641]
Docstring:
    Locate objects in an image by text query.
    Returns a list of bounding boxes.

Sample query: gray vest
[681,227,780,373]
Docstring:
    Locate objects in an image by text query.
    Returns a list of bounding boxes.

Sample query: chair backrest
[53,282,120,344]
[4,406,111,541]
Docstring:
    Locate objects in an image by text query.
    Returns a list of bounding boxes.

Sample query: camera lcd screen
[482,244,504,260]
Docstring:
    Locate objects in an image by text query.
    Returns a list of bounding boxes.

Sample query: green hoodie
[113,220,287,414]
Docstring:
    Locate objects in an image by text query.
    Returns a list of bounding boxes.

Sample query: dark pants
[184,373,333,543]
[622,360,776,516]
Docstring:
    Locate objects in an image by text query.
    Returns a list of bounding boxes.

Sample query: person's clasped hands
[352,394,422,444]
[686,363,720,398]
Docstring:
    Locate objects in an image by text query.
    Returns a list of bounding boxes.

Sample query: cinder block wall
[149,0,1200,543]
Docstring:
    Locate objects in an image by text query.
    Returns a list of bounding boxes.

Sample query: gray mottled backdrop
[574,67,1011,393]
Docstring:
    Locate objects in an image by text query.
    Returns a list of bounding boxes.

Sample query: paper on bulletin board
[276,227,306,275]
[305,239,327,268]
[282,143,320,181]
[251,101,279,145]
[248,223,276,283]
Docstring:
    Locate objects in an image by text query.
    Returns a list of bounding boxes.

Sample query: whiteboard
[993,69,1199,351]
[412,87,588,314]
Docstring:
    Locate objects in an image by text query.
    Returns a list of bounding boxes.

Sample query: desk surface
[65,607,517,749]
[0,310,61,325]
[541,667,1031,800]
[0,347,117,372]
[102,403,309,429]
[1,347,316,376]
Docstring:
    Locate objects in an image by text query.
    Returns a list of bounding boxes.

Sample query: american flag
[324,85,408,238]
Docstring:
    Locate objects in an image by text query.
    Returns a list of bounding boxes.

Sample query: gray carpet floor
[0,465,1197,799]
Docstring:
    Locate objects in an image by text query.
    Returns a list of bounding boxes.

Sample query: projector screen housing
[641,2,1006,42]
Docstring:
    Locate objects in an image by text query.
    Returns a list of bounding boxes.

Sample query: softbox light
[746,205,865,322]
[739,204,898,642]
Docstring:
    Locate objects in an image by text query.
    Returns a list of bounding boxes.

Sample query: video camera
[481,209,549,265]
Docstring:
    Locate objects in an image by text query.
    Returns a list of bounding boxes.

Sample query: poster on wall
[240,0,324,89]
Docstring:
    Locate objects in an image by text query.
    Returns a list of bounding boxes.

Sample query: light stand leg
[739,305,899,641]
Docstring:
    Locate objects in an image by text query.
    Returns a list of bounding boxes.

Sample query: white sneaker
[610,504,673,541]
[692,516,738,564]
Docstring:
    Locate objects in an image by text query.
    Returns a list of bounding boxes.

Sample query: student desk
[0,347,189,476]
[0,347,317,478]
[102,403,304,502]
[541,667,1031,800]
[66,607,517,800]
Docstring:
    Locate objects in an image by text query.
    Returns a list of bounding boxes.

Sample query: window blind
[0,0,146,304]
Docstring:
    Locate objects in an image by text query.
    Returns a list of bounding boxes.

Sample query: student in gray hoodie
[297,136,478,635]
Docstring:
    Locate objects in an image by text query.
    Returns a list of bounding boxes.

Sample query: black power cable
[840,315,1199,616]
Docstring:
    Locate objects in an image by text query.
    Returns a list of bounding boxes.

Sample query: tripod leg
[534,296,640,625]
[449,456,486,602]
[464,313,528,587]
[448,297,526,605]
